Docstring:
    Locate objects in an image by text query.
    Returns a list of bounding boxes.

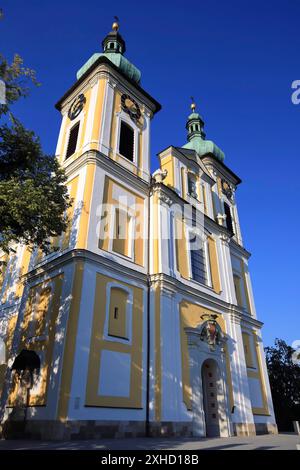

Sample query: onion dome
[77,19,141,84]
[182,100,225,162]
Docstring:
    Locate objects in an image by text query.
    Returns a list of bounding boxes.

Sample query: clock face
[221,179,233,200]
[68,93,86,120]
[121,94,141,122]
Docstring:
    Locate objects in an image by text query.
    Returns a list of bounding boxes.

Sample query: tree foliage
[0,122,71,254]
[265,339,300,431]
[0,53,39,117]
[0,51,70,256]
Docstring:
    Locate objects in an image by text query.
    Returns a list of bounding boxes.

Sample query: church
[0,21,277,439]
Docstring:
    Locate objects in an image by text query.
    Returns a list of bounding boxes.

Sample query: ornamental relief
[221,179,234,201]
[185,314,226,352]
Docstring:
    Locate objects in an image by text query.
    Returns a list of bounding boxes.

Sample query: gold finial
[112,16,119,31]
[190,96,196,112]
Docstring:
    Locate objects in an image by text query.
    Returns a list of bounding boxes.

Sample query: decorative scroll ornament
[68,93,86,120]
[121,93,141,123]
[200,314,223,351]
[221,179,233,200]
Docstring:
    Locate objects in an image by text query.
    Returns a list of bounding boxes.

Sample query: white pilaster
[55,112,67,158]
[99,79,114,156]
[142,111,151,182]
[225,312,254,429]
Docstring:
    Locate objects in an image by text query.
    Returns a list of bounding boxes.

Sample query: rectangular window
[119,121,134,162]
[108,288,128,339]
[242,332,255,368]
[188,176,197,198]
[34,287,51,337]
[65,122,80,159]
[233,274,243,307]
[190,236,208,285]
[224,202,234,234]
[112,208,131,257]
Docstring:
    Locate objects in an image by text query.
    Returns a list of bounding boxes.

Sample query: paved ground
[0,433,299,450]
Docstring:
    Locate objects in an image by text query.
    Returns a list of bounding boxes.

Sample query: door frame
[185,325,233,437]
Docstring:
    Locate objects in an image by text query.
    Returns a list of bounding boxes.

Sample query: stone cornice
[240,314,264,329]
[150,182,232,238]
[201,154,242,187]
[149,272,245,317]
[64,149,150,195]
[22,249,148,286]
[229,238,251,259]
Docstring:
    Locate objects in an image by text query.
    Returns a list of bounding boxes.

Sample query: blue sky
[1,0,300,347]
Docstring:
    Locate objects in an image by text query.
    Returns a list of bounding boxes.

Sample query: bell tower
[52,19,161,259]
[55,19,160,183]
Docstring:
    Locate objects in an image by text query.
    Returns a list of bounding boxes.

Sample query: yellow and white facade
[0,23,277,439]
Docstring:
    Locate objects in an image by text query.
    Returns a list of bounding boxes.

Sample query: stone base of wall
[0,419,146,441]
[233,423,257,436]
[148,422,194,437]
[0,419,195,440]
[0,418,278,440]
[233,422,278,436]
[255,422,278,435]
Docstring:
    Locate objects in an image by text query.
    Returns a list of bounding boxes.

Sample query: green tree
[0,53,39,117]
[0,122,70,254]
[0,53,70,256]
[265,339,300,431]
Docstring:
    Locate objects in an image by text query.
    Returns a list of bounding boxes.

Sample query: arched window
[119,121,134,162]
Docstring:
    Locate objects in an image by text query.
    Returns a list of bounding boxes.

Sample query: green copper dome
[188,112,203,120]
[182,104,225,162]
[183,138,225,162]
[76,23,141,84]
[77,52,141,83]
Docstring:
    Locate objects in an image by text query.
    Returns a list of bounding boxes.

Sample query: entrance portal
[201,359,221,437]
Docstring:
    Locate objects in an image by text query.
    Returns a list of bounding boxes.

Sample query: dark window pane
[224,202,234,233]
[65,122,80,159]
[119,121,134,161]
[191,245,207,285]
[188,177,197,196]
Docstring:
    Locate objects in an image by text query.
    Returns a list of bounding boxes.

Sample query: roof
[55,55,161,114]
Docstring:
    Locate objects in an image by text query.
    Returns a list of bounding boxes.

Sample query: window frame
[115,110,139,166]
[118,120,135,162]
[186,171,198,200]
[186,227,212,288]
[223,201,234,234]
[109,205,136,261]
[64,112,84,161]
[0,337,6,365]
[233,273,243,308]
[27,281,54,343]
[103,282,133,345]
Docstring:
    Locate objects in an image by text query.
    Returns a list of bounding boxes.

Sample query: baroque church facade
[0,22,277,439]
